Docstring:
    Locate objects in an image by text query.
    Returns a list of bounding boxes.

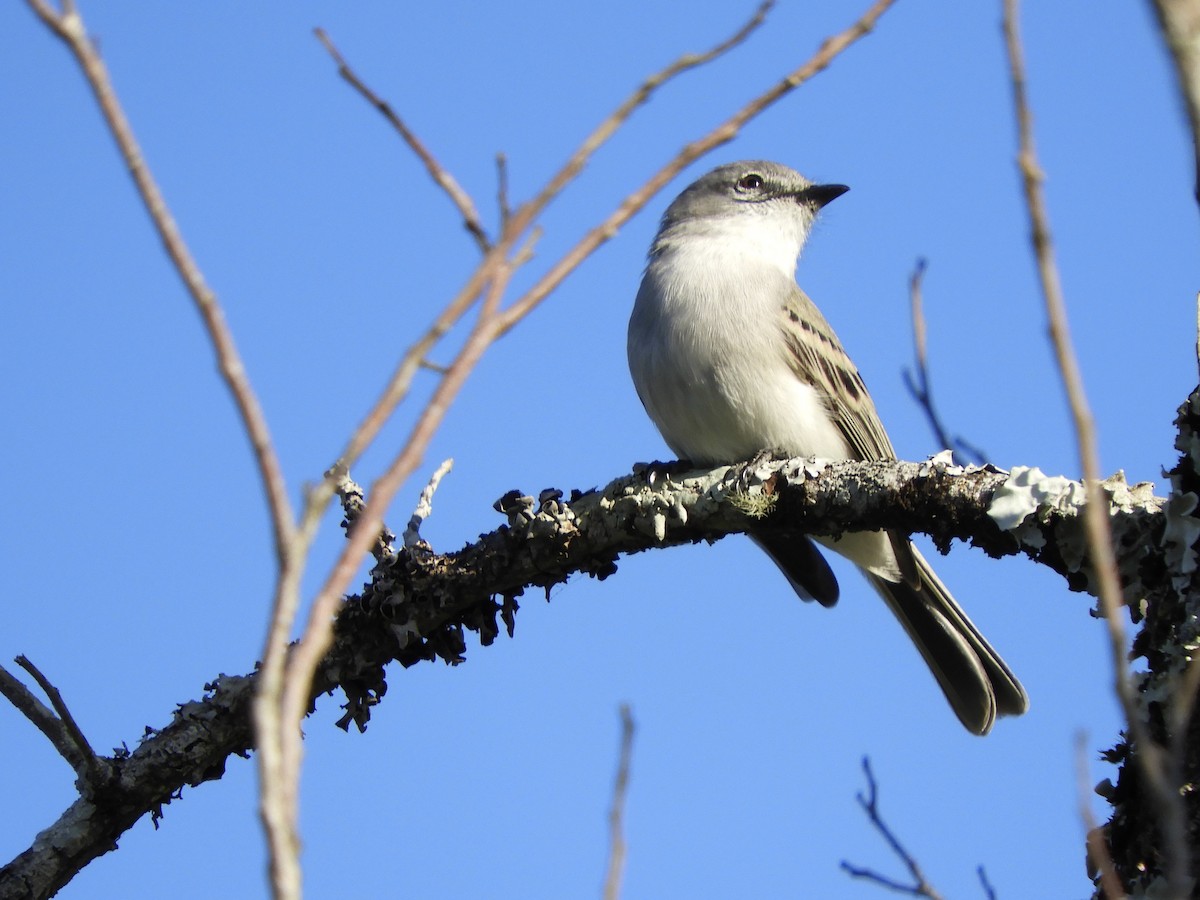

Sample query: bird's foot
[632,458,694,487]
[735,447,791,494]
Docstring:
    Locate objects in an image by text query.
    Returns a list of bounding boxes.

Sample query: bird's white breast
[627,234,851,465]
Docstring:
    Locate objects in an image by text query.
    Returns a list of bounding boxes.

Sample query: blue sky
[2,1,1195,897]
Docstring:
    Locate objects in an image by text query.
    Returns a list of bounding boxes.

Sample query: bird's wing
[780,283,921,588]
[779,283,896,463]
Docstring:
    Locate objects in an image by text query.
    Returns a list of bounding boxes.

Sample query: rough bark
[1098,389,1200,897]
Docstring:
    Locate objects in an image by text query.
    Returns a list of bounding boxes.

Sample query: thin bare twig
[254,102,539,893]
[512,1,776,236]
[314,27,491,252]
[602,705,636,900]
[911,259,929,377]
[1147,0,1200,207]
[841,758,944,899]
[1002,1,1188,894]
[286,257,519,685]
[496,152,511,228]
[257,572,307,899]
[402,458,454,551]
[493,0,898,336]
[22,11,303,893]
[976,866,997,900]
[321,0,782,486]
[901,258,989,465]
[245,254,514,881]
[1,656,110,795]
[0,662,91,779]
[331,467,397,561]
[13,656,104,784]
[332,246,506,477]
[329,213,537,479]
[25,0,295,567]
[265,249,525,892]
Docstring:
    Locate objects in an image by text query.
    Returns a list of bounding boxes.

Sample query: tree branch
[313,27,492,252]
[1003,0,1129,718]
[0,673,258,900]
[322,0,781,487]
[23,0,294,567]
[602,705,635,900]
[0,455,1165,899]
[901,259,989,466]
[1147,0,1200,208]
[12,657,105,789]
[492,0,898,337]
[841,758,944,899]
[0,661,104,786]
[1003,2,1190,893]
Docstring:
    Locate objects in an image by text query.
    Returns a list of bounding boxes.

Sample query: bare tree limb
[902,258,989,465]
[11,656,105,788]
[403,458,454,552]
[496,152,512,228]
[976,866,998,900]
[19,11,306,893]
[493,0,899,337]
[602,705,636,900]
[0,662,97,782]
[313,27,492,252]
[0,455,1164,898]
[331,467,397,562]
[841,758,944,899]
[23,0,295,567]
[323,1,777,489]
[1002,2,1190,895]
[1147,0,1200,207]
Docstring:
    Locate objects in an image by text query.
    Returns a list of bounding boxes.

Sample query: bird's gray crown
[658,160,848,233]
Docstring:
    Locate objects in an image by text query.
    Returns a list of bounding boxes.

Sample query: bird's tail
[867,546,1028,735]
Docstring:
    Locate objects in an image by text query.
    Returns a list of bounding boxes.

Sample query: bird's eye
[736,173,764,191]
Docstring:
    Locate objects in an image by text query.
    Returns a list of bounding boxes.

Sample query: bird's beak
[798,183,850,209]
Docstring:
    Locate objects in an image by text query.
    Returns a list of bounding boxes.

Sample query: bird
[626,160,1027,734]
